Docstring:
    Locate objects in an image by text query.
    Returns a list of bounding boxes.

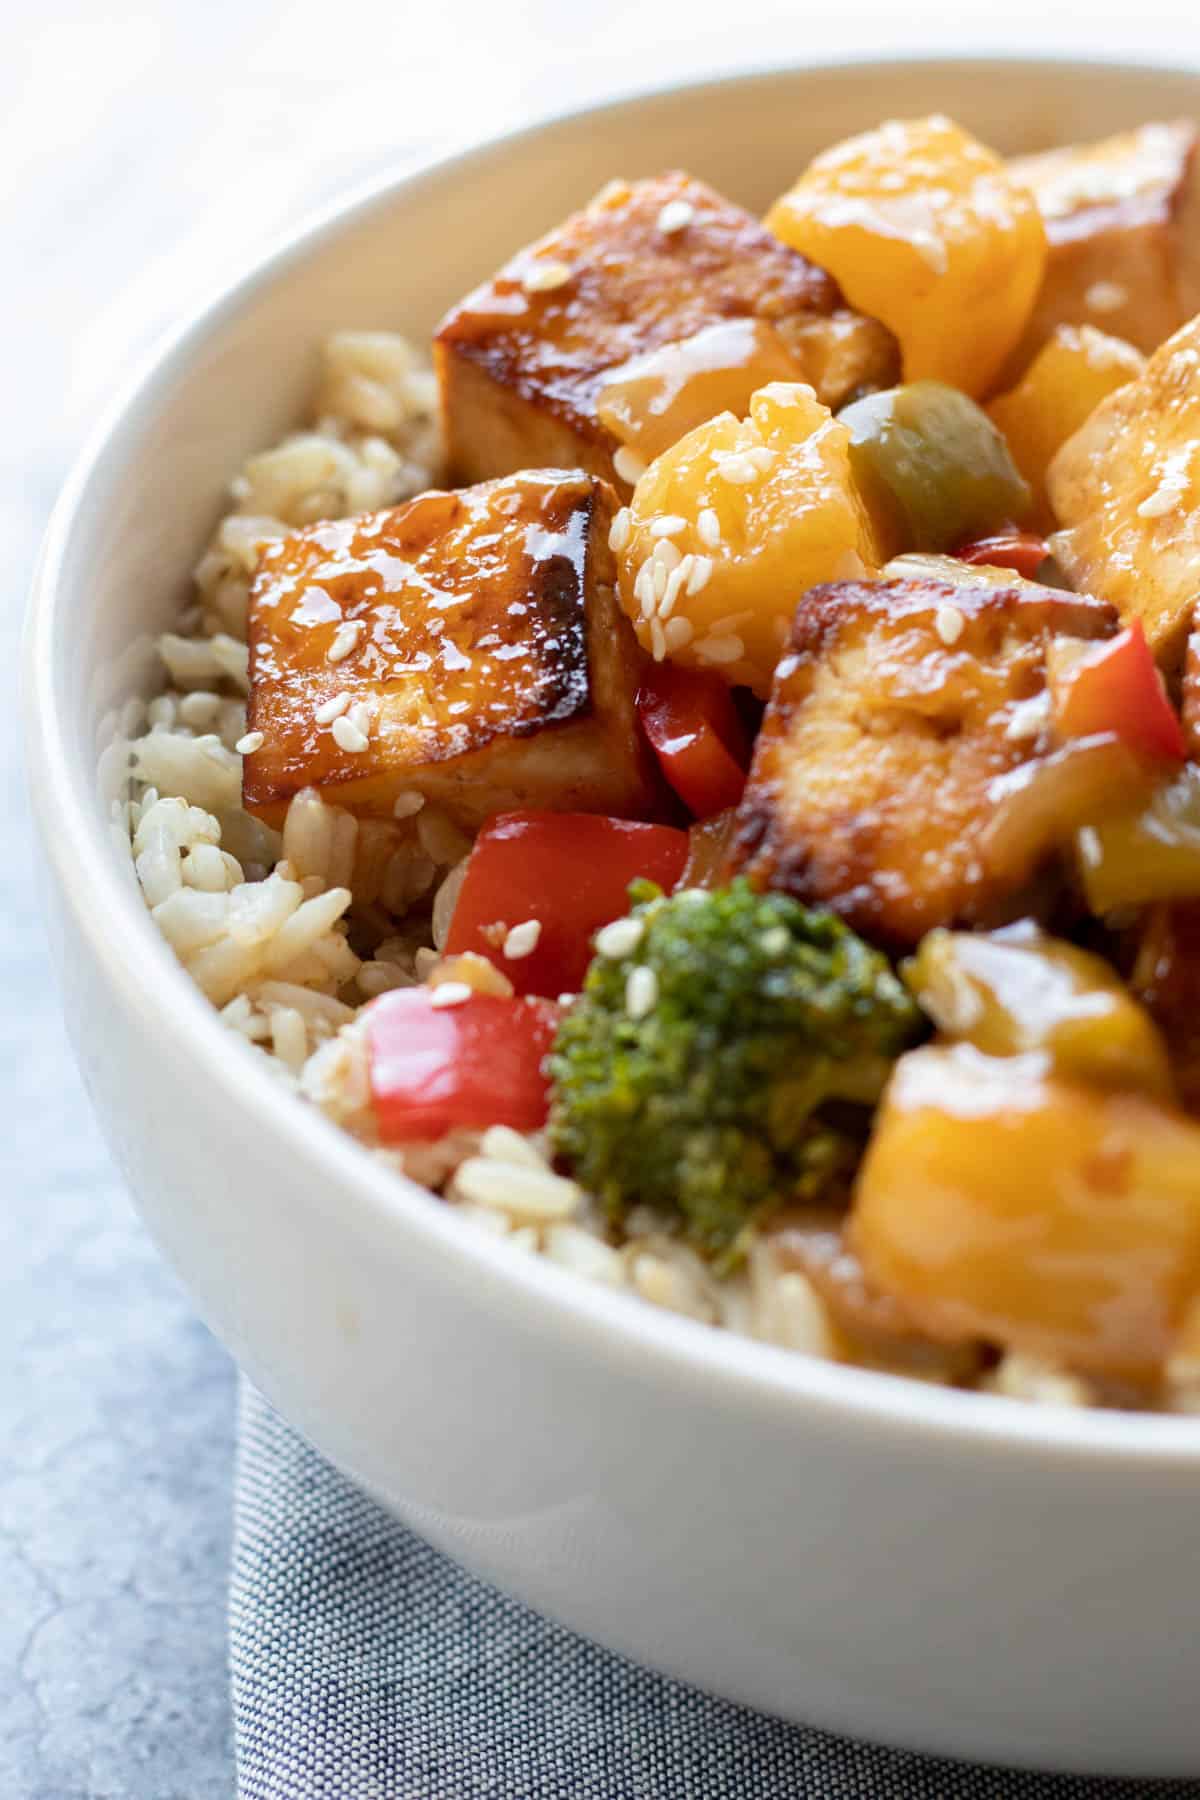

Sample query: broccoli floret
[548,879,921,1260]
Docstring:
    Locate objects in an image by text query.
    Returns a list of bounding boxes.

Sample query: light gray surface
[4,5,1195,1795]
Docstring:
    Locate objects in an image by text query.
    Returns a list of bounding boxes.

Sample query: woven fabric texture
[231,1383,1194,1800]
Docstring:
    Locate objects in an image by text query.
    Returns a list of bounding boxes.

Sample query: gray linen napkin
[231,1382,1194,1800]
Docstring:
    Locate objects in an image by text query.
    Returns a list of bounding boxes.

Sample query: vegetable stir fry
[236,107,1200,1407]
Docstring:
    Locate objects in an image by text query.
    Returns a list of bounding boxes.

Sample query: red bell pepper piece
[1054,619,1187,763]
[636,662,749,818]
[443,811,690,997]
[366,987,561,1143]
[955,529,1050,579]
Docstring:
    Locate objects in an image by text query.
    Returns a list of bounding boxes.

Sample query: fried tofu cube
[1048,314,1200,666]
[728,576,1116,947]
[1006,122,1200,374]
[243,472,660,828]
[434,172,897,491]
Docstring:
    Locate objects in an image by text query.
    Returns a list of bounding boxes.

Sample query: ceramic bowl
[26,56,1200,1776]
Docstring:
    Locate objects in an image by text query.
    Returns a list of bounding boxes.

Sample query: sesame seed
[315,691,352,725]
[429,981,473,1008]
[663,616,693,651]
[522,258,572,293]
[713,452,761,485]
[746,446,775,471]
[595,916,644,958]
[608,507,632,553]
[392,790,425,818]
[625,964,658,1019]
[651,560,668,603]
[1086,279,1127,312]
[347,700,373,735]
[934,603,964,646]
[659,564,688,620]
[697,507,721,547]
[593,177,630,208]
[503,919,542,959]
[614,445,647,486]
[1137,448,1195,519]
[656,198,695,234]
[235,730,264,755]
[650,617,667,661]
[1004,692,1052,742]
[686,554,713,595]
[634,564,656,617]
[651,538,682,573]
[327,619,364,663]
[650,514,687,538]
[695,633,744,665]
[332,715,369,753]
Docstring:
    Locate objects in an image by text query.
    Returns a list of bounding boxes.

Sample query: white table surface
[4,4,1197,1793]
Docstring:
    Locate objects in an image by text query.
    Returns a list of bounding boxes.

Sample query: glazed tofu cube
[728,576,1116,948]
[1048,314,1200,666]
[434,172,897,490]
[243,472,660,828]
[1005,122,1200,375]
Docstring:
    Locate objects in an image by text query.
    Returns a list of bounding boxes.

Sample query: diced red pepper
[366,987,561,1143]
[955,529,1051,579]
[443,811,690,997]
[1054,620,1187,763]
[636,662,749,818]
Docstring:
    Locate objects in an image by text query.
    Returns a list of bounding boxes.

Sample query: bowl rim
[26,49,1200,1468]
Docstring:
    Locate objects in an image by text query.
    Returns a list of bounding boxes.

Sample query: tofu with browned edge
[243,471,660,828]
[434,172,897,490]
[1049,314,1200,667]
[728,577,1117,949]
[1005,122,1200,376]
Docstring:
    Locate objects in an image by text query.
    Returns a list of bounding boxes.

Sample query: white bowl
[26,56,1200,1777]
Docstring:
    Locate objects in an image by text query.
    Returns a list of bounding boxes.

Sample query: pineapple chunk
[851,1044,1200,1380]
[728,574,1116,947]
[987,325,1145,529]
[766,115,1046,398]
[434,172,897,491]
[614,382,878,697]
[243,472,659,828]
[1006,122,1200,375]
[1047,314,1200,666]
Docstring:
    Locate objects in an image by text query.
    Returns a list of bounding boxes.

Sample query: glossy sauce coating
[244,470,657,824]
[729,575,1117,946]
[852,1043,1200,1379]
[436,171,896,460]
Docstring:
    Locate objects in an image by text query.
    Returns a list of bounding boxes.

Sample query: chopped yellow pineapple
[1048,314,1200,665]
[614,382,879,697]
[766,115,1046,398]
[851,1044,1200,1380]
[987,325,1145,528]
[905,923,1175,1100]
